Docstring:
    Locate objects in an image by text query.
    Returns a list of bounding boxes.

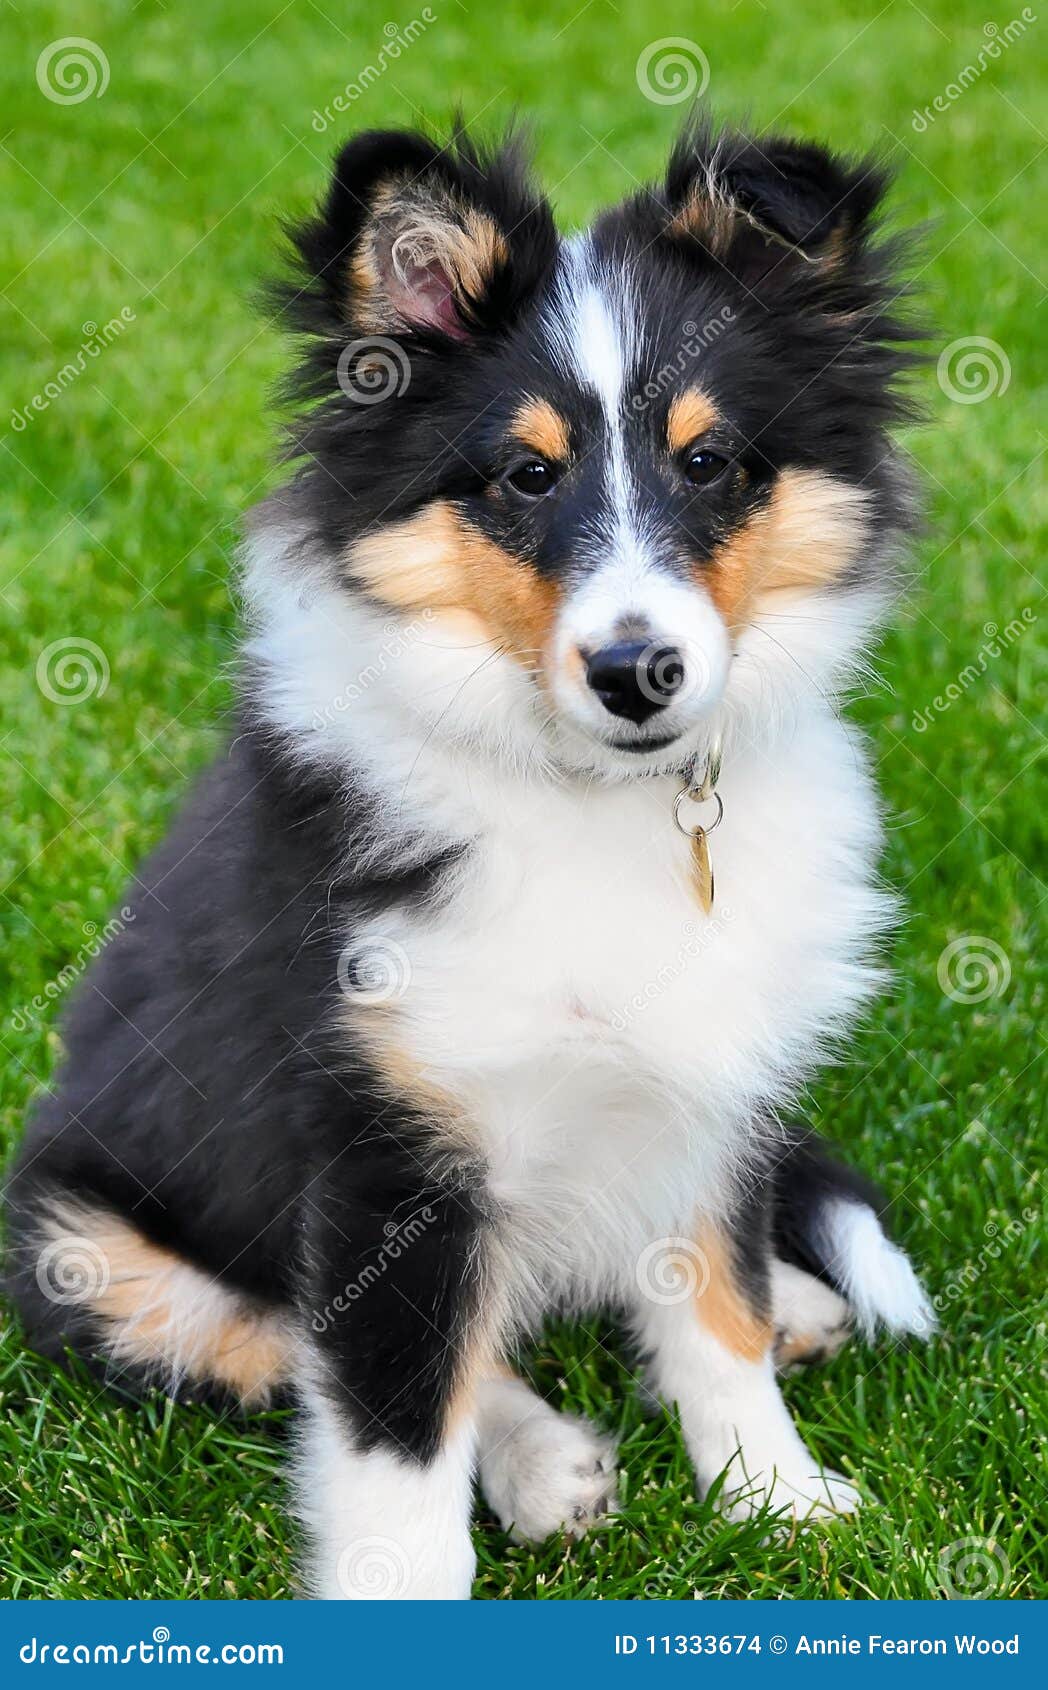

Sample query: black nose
[585,641,685,725]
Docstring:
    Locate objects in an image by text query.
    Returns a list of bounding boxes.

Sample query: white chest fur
[350,708,891,1310]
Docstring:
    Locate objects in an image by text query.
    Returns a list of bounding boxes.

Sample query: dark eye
[505,459,557,498]
[683,449,730,487]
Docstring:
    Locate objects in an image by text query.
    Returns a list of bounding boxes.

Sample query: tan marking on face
[422,607,499,654]
[36,1199,294,1407]
[699,469,871,632]
[509,398,570,463]
[757,469,870,596]
[348,502,561,671]
[694,1229,774,1362]
[700,507,772,631]
[666,388,719,452]
[557,640,588,698]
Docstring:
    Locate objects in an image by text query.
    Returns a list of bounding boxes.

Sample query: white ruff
[244,506,929,1595]
[243,518,895,1329]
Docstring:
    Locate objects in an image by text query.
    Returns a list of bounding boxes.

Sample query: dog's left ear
[661,122,891,285]
[285,125,558,344]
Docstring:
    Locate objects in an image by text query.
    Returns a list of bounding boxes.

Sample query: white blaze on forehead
[572,273,627,412]
[547,238,723,674]
[547,235,630,398]
[547,237,646,578]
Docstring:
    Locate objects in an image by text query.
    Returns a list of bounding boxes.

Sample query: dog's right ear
[282,126,557,345]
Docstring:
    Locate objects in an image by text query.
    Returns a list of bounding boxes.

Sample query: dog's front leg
[632,1212,861,1522]
[294,1382,478,1599]
[292,1168,487,1599]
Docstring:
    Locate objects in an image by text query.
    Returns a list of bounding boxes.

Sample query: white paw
[479,1405,618,1543]
[312,1529,476,1600]
[771,1259,853,1373]
[720,1460,862,1524]
[295,1392,476,1600]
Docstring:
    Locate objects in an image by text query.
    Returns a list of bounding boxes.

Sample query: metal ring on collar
[672,788,724,838]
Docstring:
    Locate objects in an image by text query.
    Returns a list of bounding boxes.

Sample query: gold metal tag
[691,825,715,915]
[674,742,723,918]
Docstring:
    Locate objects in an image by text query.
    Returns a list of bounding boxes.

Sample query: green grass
[1,0,1045,1601]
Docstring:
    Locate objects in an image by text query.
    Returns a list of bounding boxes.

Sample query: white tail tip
[818,1200,937,1340]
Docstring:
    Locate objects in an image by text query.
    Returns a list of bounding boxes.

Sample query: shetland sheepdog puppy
[7,117,936,1599]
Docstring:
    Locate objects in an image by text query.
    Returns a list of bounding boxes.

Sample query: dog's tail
[771,1129,936,1339]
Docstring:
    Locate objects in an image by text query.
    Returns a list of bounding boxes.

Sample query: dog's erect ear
[661,120,892,285]
[286,126,558,343]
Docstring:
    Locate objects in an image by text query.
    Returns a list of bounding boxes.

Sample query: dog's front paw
[479,1407,618,1543]
[718,1460,862,1524]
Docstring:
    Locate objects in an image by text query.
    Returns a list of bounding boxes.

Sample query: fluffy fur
[6,116,934,1599]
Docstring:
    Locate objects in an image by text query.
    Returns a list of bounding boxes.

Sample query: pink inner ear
[387,254,469,341]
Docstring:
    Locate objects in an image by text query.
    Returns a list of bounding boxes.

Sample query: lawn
[1,0,1044,1601]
